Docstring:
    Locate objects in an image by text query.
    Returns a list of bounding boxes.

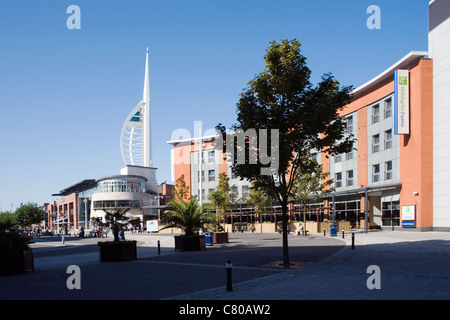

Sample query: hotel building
[168,0,450,231]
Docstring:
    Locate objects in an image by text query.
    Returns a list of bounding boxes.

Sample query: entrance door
[370,195,382,228]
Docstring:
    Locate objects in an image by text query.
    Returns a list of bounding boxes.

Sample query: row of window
[196,150,216,163]
[372,97,392,124]
[93,200,141,209]
[197,186,250,200]
[98,180,145,193]
[335,160,393,188]
[372,161,393,183]
[198,169,216,182]
[372,129,393,153]
[344,96,392,133]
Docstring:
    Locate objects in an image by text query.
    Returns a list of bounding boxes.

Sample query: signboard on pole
[401,205,416,228]
[394,69,410,135]
[146,220,159,232]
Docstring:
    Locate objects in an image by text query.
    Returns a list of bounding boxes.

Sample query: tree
[0,211,18,232]
[207,172,236,230]
[293,157,334,235]
[14,203,46,230]
[244,182,273,232]
[160,197,215,236]
[217,39,354,266]
[104,208,131,242]
[172,174,191,202]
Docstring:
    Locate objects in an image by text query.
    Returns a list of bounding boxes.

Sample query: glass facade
[97,180,145,193]
[382,200,400,226]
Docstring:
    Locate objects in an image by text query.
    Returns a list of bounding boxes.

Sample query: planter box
[213,232,228,244]
[98,241,137,262]
[174,235,206,251]
[0,249,34,276]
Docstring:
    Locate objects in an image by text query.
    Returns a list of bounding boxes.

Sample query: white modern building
[430,0,450,230]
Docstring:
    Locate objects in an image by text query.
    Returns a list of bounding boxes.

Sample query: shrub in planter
[98,240,137,262]
[0,232,34,275]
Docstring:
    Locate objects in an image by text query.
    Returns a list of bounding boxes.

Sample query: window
[384,98,392,119]
[242,186,249,198]
[382,200,400,226]
[373,164,380,183]
[347,170,354,187]
[385,161,392,180]
[372,104,380,124]
[335,172,342,188]
[372,134,380,153]
[346,116,353,133]
[208,150,215,163]
[346,143,355,160]
[208,169,215,182]
[335,154,342,163]
[198,171,205,182]
[385,129,392,149]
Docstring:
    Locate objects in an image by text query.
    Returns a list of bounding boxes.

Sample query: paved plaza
[1,230,450,302]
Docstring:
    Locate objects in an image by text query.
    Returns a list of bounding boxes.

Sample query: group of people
[294,223,304,236]
[77,226,110,238]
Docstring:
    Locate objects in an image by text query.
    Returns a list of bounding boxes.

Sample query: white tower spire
[143,47,153,167]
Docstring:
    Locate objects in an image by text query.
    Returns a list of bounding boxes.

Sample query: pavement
[1,229,450,303]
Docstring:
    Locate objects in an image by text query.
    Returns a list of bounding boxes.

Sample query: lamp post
[83,198,89,229]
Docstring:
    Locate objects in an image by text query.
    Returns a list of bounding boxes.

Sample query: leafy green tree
[293,157,334,235]
[14,203,46,230]
[217,39,354,266]
[207,172,236,230]
[173,174,191,202]
[0,211,18,232]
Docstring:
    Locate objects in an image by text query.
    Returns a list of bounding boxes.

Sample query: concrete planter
[0,249,34,275]
[98,241,137,262]
[174,235,206,251]
[213,232,229,244]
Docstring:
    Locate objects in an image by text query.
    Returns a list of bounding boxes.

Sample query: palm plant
[103,208,131,242]
[161,197,215,236]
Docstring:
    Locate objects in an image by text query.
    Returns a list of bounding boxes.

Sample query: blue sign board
[402,220,416,228]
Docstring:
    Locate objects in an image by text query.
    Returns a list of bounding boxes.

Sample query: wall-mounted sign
[394,69,410,135]
[401,205,416,228]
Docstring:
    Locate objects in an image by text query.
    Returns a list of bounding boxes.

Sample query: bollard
[323,227,326,236]
[342,229,345,239]
[157,240,161,255]
[226,260,233,291]
[62,234,65,245]
[351,232,355,249]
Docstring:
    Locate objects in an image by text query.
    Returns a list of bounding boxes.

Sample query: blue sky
[0,0,429,212]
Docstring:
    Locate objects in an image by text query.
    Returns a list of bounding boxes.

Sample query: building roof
[351,51,428,98]
[52,179,97,196]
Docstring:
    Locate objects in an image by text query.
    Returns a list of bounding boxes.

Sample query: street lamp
[83,198,89,229]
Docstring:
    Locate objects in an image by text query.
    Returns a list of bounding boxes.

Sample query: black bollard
[351,232,355,249]
[157,240,161,255]
[323,227,326,236]
[342,229,345,239]
[226,260,233,291]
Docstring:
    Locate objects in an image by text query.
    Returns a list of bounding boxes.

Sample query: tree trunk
[281,200,290,266]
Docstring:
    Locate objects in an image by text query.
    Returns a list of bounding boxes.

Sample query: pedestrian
[105,227,109,238]
[119,229,125,241]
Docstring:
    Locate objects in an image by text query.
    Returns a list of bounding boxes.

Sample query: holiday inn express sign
[394,69,410,135]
